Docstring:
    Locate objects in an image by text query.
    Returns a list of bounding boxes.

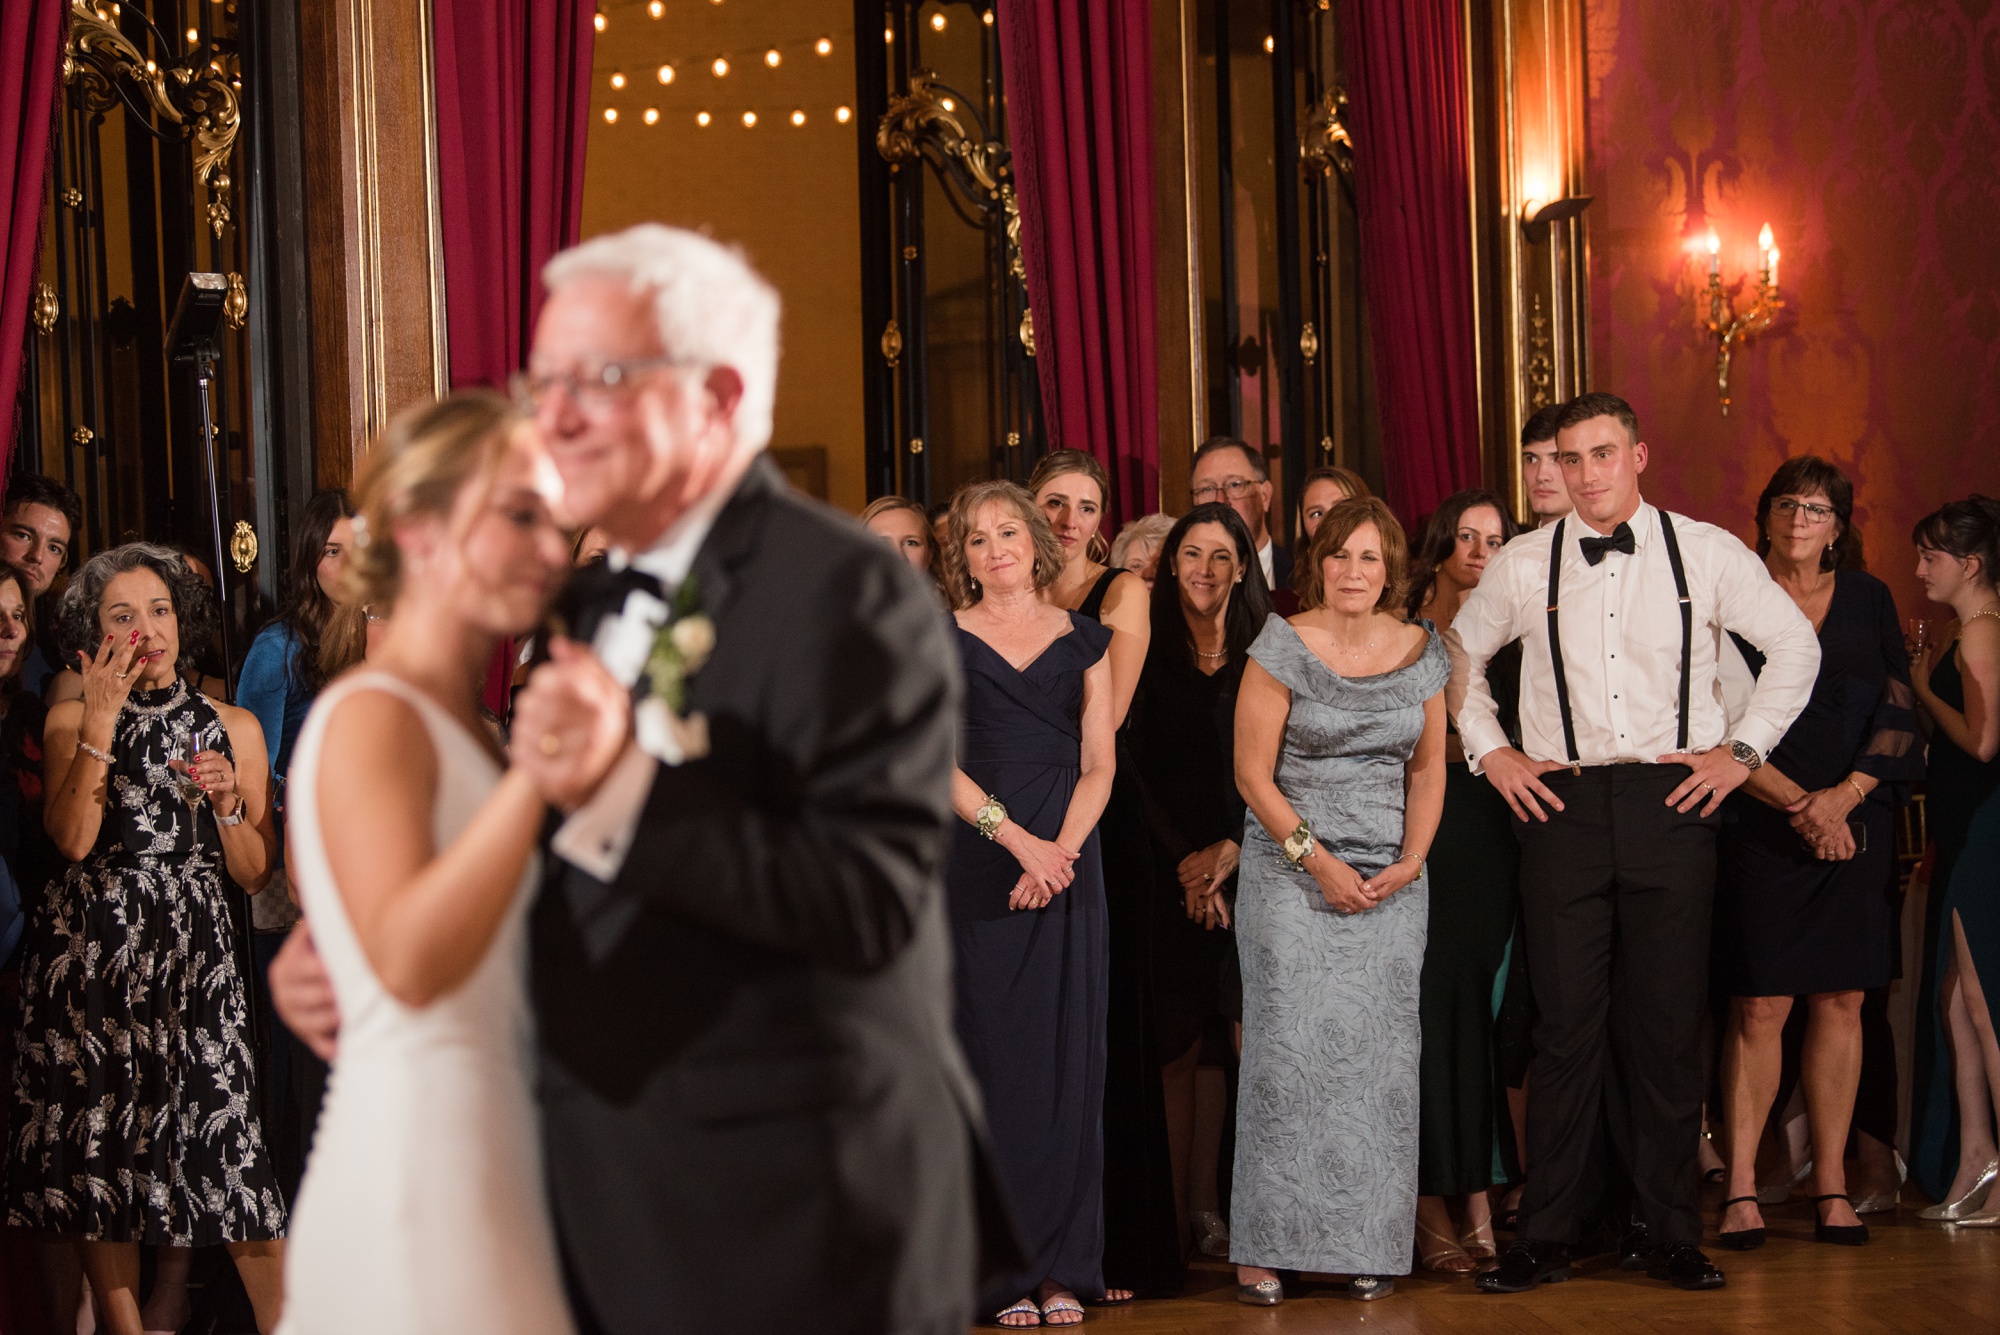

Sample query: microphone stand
[192,343,236,697]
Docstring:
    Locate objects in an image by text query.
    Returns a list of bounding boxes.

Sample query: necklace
[123,679,189,718]
[1195,647,1228,660]
[1332,637,1377,658]
[1969,600,2000,624]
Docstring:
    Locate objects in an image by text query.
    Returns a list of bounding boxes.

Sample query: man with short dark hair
[1448,391,1819,1295]
[1190,437,1287,588]
[1519,404,1569,527]
[0,474,81,696]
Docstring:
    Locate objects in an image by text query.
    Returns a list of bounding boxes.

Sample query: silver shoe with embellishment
[1236,1278,1284,1306]
[1349,1275,1395,1301]
[1919,1156,2000,1221]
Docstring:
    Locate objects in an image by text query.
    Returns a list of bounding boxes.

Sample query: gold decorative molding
[229,519,259,573]
[31,281,58,335]
[1300,88,1355,179]
[880,318,903,368]
[877,71,1007,199]
[224,272,248,330]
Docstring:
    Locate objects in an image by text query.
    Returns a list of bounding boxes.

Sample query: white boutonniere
[590,577,714,766]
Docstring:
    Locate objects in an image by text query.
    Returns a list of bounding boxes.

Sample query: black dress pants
[1512,764,1720,1246]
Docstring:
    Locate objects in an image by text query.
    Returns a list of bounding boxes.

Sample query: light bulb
[186,27,198,43]
[791,109,806,126]
[984,9,994,23]
[697,111,712,126]
[610,71,626,89]
[931,12,947,31]
[712,57,729,77]
[643,107,660,125]
[648,0,663,15]
[657,64,675,84]
[941,97,955,111]
[765,49,781,67]
[1758,222,1774,251]
[1705,230,1720,255]
[836,105,853,123]
[742,110,757,127]
[885,26,894,42]
[1264,35,1275,53]
[593,11,606,32]
[816,37,833,55]
[602,107,618,123]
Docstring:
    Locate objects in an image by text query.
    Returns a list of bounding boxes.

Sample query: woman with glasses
[1713,457,1921,1251]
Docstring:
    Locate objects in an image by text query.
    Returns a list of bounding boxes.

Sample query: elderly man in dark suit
[274,224,1001,1334]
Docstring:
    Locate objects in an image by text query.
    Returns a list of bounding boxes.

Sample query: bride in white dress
[277,392,580,1334]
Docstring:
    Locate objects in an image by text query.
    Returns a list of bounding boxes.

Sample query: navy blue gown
[948,612,1113,1309]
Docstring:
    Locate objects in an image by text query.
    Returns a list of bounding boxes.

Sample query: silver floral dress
[1229,617,1446,1276]
[7,681,284,1244]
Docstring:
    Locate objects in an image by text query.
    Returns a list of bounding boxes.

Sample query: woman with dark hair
[1127,504,1270,1268]
[0,562,50,967]
[1028,450,1149,726]
[941,481,1115,1326]
[1712,457,1921,1251]
[1401,489,1521,1273]
[240,490,355,795]
[9,543,286,1334]
[1907,496,2000,1218]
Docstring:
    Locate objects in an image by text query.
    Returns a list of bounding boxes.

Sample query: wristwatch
[1281,821,1315,866]
[214,803,246,827]
[974,795,1007,841]
[1727,739,1763,771]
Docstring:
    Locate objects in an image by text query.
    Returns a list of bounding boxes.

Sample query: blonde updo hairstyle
[942,480,1067,610]
[343,390,526,613]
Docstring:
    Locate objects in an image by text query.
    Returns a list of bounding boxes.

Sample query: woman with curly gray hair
[9,543,286,1334]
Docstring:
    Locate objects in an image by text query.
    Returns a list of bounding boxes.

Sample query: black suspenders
[1545,511,1692,772]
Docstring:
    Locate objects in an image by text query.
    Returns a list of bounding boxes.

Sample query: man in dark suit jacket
[275,224,1002,1334]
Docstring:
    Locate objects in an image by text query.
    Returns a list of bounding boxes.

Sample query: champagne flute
[1906,616,1931,661]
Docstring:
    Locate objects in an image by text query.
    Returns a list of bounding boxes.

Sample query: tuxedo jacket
[530,457,1006,1334]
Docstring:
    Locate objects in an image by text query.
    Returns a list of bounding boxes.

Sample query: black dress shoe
[1646,1242,1726,1290]
[1717,1195,1766,1251]
[1810,1193,1870,1246]
[1618,1222,1654,1270]
[1476,1240,1572,1294]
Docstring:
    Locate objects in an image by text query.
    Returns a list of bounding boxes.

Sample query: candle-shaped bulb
[1706,230,1720,276]
[1758,222,1774,252]
[1768,247,1779,290]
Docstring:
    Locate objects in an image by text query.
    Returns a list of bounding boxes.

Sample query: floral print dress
[7,681,284,1244]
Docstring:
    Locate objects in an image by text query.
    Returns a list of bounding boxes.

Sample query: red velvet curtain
[1339,0,1479,521]
[432,0,594,714]
[0,0,63,483]
[998,0,1159,525]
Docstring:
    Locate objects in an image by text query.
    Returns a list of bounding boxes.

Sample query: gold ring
[538,733,562,757]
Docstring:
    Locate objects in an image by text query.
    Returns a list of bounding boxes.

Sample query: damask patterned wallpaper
[1582,0,2000,616]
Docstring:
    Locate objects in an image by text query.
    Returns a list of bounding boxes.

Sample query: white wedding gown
[277,672,575,1335]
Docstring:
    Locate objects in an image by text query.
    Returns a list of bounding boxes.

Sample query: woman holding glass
[10,544,286,1335]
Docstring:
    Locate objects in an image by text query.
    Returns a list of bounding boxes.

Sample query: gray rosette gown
[1230,616,1447,1276]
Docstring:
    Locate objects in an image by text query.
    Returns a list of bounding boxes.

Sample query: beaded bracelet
[76,741,112,766]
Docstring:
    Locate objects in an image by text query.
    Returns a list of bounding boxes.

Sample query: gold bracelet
[1845,776,1868,805]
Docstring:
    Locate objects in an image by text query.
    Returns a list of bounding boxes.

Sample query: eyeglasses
[1191,477,1260,503]
[508,356,685,411]
[1771,498,1835,524]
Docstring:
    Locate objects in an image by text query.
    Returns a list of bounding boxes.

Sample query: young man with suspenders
[1445,393,1820,1293]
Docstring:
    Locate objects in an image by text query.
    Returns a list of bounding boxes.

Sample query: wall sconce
[1519,194,1592,242]
[1698,223,1783,416]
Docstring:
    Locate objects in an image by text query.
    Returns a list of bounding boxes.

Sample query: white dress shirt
[1257,538,1275,587]
[549,476,735,882]
[1444,501,1819,774]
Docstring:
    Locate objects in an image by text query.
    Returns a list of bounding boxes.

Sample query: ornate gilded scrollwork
[877,71,1008,203]
[1300,321,1320,363]
[1301,88,1355,180]
[1525,295,1554,410]
[66,1,240,237]
[224,272,248,330]
[31,282,59,335]
[230,520,258,574]
[880,319,903,368]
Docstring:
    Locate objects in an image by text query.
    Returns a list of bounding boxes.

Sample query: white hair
[1109,512,1175,569]
[542,224,781,450]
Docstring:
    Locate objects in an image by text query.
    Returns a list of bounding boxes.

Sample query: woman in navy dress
[942,481,1115,1328]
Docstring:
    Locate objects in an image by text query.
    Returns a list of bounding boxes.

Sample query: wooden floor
[1039,1191,2000,1333]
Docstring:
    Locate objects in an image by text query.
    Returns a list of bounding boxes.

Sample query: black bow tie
[1579,522,1636,566]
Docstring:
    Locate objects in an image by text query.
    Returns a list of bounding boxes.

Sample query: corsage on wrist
[975,796,1008,841]
[1281,820,1315,866]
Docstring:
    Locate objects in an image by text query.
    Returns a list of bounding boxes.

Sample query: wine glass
[177,725,207,813]
[1906,616,1931,661]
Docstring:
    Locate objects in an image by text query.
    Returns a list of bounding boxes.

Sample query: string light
[941,97,955,111]
[697,111,712,126]
[816,37,833,55]
[712,56,729,77]
[765,49,781,67]
[742,110,757,127]
[602,107,618,123]
[836,105,852,123]
[885,26,893,42]
[790,109,806,126]
[593,11,606,32]
[643,107,660,125]
[610,71,626,89]
[931,12,947,31]
[1263,35,1274,52]
[984,9,994,24]
[185,27,197,43]
[657,64,675,84]
[648,0,663,15]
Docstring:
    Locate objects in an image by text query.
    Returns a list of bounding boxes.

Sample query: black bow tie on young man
[1579,522,1637,566]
